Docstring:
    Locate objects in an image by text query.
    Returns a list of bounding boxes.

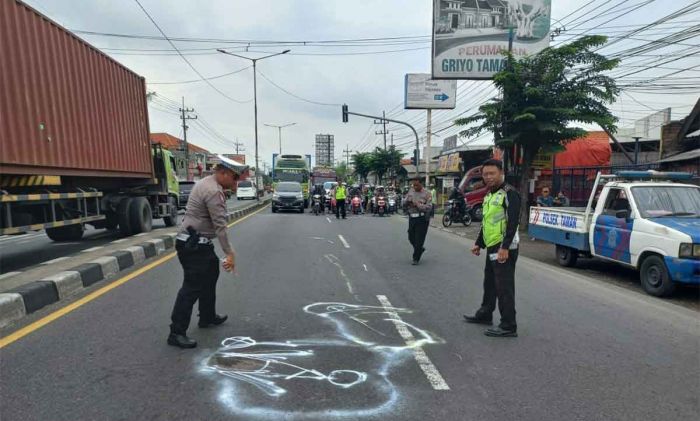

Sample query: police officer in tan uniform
[168,156,247,349]
[404,177,432,265]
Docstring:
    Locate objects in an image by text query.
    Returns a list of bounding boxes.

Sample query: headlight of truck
[678,243,700,257]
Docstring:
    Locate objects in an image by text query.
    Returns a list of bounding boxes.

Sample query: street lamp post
[217,49,290,201]
[264,122,296,155]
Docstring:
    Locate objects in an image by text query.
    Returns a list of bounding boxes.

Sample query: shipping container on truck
[0,0,179,241]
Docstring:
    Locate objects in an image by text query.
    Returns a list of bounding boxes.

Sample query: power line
[257,70,341,106]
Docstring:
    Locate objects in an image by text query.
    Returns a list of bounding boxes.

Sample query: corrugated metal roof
[657,148,700,164]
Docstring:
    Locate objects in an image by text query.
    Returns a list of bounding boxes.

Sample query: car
[271,182,305,213]
[178,181,195,210]
[236,180,257,200]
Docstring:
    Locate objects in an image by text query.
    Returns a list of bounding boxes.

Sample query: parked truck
[528,171,700,297]
[0,0,179,241]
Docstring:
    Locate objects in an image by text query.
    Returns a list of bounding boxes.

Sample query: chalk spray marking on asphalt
[324,254,355,296]
[202,301,445,419]
[326,217,332,223]
[363,264,368,272]
[376,295,450,390]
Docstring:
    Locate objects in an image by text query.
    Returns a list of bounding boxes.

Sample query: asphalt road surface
[0,197,256,276]
[1,208,698,421]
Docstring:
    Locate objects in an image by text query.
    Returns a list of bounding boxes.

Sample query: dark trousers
[408,216,429,260]
[479,246,518,331]
[170,240,220,335]
[336,199,346,219]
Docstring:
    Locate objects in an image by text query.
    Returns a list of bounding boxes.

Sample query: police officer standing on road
[335,182,347,220]
[168,156,248,349]
[464,159,521,337]
[404,177,432,265]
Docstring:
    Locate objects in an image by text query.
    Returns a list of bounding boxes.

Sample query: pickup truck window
[632,186,700,218]
[603,188,631,216]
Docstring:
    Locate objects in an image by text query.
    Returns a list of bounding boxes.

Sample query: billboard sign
[404,73,457,109]
[432,0,552,79]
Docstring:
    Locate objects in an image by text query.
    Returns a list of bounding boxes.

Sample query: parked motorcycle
[351,195,362,215]
[312,194,322,216]
[442,199,472,227]
[375,195,387,217]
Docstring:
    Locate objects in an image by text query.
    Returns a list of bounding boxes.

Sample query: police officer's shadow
[200,302,444,417]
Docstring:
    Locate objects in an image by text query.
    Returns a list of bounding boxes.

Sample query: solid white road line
[41,256,72,265]
[338,235,350,249]
[0,272,22,281]
[81,246,104,253]
[376,295,450,391]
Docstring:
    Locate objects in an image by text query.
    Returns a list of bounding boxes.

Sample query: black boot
[463,311,493,325]
[199,314,228,328]
[167,333,197,349]
[484,327,518,337]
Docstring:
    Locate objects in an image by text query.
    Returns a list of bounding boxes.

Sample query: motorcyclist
[449,187,465,217]
[312,184,325,212]
[374,186,386,215]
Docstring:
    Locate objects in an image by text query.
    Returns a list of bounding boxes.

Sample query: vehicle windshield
[323,182,338,190]
[632,186,700,218]
[276,182,302,193]
[277,172,307,183]
[238,181,252,188]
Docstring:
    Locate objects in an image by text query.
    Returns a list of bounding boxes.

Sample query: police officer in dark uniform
[168,156,248,349]
[464,159,521,337]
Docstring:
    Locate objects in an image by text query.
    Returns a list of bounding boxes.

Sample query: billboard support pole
[426,109,432,187]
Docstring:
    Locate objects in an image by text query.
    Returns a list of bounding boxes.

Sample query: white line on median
[81,246,104,253]
[111,238,128,244]
[338,235,350,249]
[134,233,148,237]
[0,272,22,280]
[41,256,71,265]
[376,294,450,391]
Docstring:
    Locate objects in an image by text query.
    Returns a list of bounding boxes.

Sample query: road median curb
[0,200,268,330]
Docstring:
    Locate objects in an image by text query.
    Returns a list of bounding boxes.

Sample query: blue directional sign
[434,93,449,102]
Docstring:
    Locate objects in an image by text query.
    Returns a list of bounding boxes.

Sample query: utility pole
[232,137,245,155]
[343,144,351,167]
[374,110,388,149]
[425,109,432,187]
[179,97,196,181]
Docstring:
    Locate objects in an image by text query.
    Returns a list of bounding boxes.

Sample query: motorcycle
[387,194,397,214]
[442,199,472,227]
[312,194,322,216]
[375,195,387,217]
[351,195,362,215]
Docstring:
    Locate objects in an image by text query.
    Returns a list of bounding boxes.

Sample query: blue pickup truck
[529,171,700,297]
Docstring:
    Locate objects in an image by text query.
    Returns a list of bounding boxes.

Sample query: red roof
[555,131,611,167]
[150,132,210,154]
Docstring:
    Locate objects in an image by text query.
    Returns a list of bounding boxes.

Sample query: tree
[352,152,372,182]
[334,162,349,182]
[455,35,620,228]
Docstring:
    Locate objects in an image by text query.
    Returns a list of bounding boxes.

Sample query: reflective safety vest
[482,186,519,248]
[335,186,347,200]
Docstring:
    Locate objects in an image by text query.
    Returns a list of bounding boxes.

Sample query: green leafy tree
[456,35,620,228]
[368,147,394,184]
[334,162,349,182]
[352,152,372,182]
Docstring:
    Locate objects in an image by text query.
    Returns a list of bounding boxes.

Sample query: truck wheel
[117,198,133,236]
[163,197,178,227]
[129,197,152,234]
[640,255,675,297]
[46,224,84,242]
[556,245,578,267]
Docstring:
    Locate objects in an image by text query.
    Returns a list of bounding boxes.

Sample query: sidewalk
[429,219,700,311]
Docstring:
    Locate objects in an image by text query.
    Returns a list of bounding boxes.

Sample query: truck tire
[46,224,84,242]
[556,245,578,267]
[163,197,178,227]
[640,255,675,297]
[117,198,134,236]
[129,197,152,234]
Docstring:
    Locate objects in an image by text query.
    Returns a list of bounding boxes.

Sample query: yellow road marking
[0,204,268,348]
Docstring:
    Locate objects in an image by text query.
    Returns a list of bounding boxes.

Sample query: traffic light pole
[341,105,421,171]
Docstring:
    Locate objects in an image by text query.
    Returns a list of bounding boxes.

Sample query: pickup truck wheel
[640,255,675,297]
[556,245,578,267]
[163,197,178,227]
[117,198,134,236]
[129,197,152,234]
[46,224,84,242]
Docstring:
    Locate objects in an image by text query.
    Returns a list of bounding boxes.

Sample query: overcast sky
[26,0,700,168]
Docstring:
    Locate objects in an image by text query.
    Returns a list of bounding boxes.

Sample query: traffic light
[412,148,419,166]
[410,156,416,165]
[342,104,349,123]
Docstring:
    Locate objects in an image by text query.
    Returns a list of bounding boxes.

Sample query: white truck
[528,171,700,297]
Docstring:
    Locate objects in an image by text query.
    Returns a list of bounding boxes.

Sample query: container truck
[528,171,700,297]
[0,0,179,241]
